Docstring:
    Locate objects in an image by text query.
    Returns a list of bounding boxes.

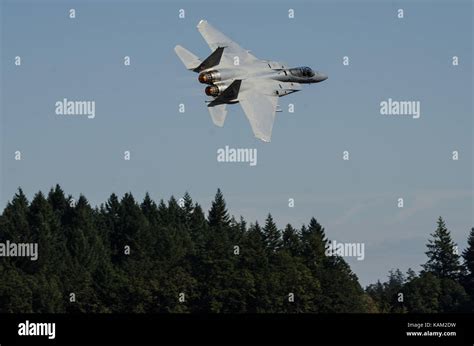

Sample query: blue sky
[1,0,472,286]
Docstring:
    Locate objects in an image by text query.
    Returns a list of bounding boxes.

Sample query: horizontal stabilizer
[193,47,225,72]
[207,79,242,107]
[174,45,202,70]
[208,79,242,107]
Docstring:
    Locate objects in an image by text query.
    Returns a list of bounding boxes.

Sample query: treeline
[0,185,472,313]
[366,218,474,313]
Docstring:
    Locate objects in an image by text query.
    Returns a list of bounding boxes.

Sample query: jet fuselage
[200,64,327,99]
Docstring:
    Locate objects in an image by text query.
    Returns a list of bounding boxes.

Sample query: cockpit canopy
[289,66,315,77]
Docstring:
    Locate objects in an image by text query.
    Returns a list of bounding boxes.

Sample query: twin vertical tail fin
[174,40,228,127]
[174,45,225,72]
[174,45,202,70]
[193,47,224,72]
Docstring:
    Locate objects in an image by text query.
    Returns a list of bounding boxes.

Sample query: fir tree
[140,192,160,225]
[262,214,281,252]
[462,228,474,277]
[282,224,302,257]
[461,228,474,306]
[301,218,328,272]
[422,217,462,279]
[208,189,230,229]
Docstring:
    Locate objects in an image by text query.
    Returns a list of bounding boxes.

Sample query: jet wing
[238,80,280,142]
[197,20,258,66]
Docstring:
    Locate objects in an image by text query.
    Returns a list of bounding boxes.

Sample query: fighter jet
[174,20,328,142]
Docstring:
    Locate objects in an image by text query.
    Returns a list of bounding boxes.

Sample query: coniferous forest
[0,185,473,313]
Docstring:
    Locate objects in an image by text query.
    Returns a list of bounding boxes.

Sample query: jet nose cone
[319,73,328,81]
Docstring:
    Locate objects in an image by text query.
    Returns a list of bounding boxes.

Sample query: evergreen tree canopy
[262,214,281,252]
[463,228,474,276]
[367,219,473,314]
[0,187,472,313]
[422,217,462,279]
[207,189,230,229]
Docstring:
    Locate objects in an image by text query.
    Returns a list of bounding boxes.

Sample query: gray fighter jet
[175,20,328,142]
